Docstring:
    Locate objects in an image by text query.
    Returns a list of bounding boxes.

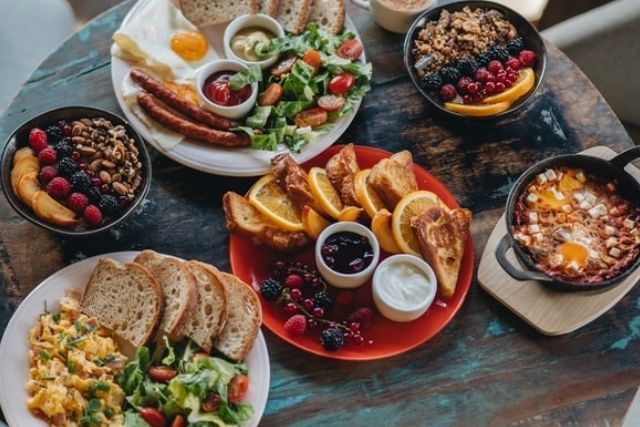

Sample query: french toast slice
[368,151,419,209]
[326,143,360,206]
[411,207,471,298]
[270,153,325,213]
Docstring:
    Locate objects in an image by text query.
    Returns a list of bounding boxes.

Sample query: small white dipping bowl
[196,59,258,119]
[223,14,285,69]
[372,254,437,322]
[315,222,380,289]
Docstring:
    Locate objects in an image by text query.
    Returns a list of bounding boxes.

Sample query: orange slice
[392,191,442,257]
[444,100,512,117]
[248,174,303,231]
[482,68,535,105]
[308,167,343,220]
[372,209,401,254]
[302,206,331,239]
[338,206,364,222]
[354,168,387,218]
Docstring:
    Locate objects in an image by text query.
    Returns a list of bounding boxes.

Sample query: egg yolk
[559,242,589,266]
[170,31,208,61]
[164,82,199,105]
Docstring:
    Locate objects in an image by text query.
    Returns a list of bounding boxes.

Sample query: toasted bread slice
[223,191,311,251]
[81,258,163,347]
[258,0,279,15]
[368,151,419,209]
[273,0,312,34]
[270,153,319,211]
[214,273,262,361]
[411,207,471,298]
[179,0,259,27]
[307,0,345,35]
[133,250,198,339]
[326,143,360,206]
[183,261,229,353]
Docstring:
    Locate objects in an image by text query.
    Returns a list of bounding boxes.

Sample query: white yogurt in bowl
[372,254,437,322]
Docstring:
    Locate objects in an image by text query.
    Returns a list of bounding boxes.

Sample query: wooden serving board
[478,146,640,336]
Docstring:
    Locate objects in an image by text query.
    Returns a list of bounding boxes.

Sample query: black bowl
[1,106,152,237]
[495,146,640,291]
[403,1,547,119]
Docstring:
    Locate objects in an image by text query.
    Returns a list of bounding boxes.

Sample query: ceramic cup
[351,0,434,33]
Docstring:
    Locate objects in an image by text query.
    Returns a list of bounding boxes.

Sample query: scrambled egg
[27,296,128,426]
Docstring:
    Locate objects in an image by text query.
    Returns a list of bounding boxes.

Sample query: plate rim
[229,145,474,361]
[110,0,366,176]
[0,250,270,427]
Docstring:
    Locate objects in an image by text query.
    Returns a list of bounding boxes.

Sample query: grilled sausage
[136,91,250,148]
[130,68,239,130]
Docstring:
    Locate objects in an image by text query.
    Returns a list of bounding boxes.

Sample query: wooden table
[1,1,639,426]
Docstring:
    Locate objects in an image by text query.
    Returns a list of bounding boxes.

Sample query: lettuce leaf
[245,106,273,129]
[161,336,176,366]
[228,64,262,90]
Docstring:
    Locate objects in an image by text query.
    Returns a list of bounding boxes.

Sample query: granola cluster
[413,7,518,75]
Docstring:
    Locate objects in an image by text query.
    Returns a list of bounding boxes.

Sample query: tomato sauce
[203,71,252,106]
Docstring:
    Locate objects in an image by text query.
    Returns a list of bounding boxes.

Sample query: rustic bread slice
[273,0,312,34]
[214,273,262,361]
[183,261,229,352]
[133,250,198,339]
[80,258,163,348]
[179,0,259,27]
[258,0,279,15]
[307,0,345,34]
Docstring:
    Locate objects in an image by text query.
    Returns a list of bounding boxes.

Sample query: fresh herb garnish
[51,312,61,323]
[67,359,76,373]
[66,335,87,348]
[39,350,51,361]
[89,381,111,398]
[95,354,116,367]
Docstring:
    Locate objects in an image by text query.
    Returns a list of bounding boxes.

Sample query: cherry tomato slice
[171,414,186,427]
[228,374,250,404]
[317,94,345,112]
[140,408,167,427]
[258,83,284,106]
[201,393,222,412]
[302,49,322,73]
[271,56,297,77]
[328,72,356,95]
[337,39,363,60]
[148,366,177,382]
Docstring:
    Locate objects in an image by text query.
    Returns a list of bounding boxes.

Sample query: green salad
[230,24,372,152]
[120,338,253,427]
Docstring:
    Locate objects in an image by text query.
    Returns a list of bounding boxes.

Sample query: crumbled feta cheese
[576,171,586,183]
[544,169,558,181]
[529,212,538,224]
[609,247,621,258]
[606,182,616,192]
[567,260,581,272]
[588,204,607,219]
[580,201,592,210]
[610,207,620,216]
[606,237,617,248]
[536,173,548,185]
[532,233,544,242]
[605,225,617,236]
[631,228,640,236]
[573,193,585,203]
[528,224,540,234]
[585,193,597,205]
[550,254,564,266]
[561,204,572,213]
[550,186,565,201]
[589,250,599,260]
[527,193,538,204]
[515,233,531,246]
[624,218,635,229]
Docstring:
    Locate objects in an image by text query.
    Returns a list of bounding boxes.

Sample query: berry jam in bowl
[196,59,258,119]
[1,106,152,237]
[315,222,380,289]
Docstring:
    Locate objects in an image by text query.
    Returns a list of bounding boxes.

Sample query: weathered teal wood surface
[1,1,639,426]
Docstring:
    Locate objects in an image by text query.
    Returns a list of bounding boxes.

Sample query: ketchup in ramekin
[203,71,252,106]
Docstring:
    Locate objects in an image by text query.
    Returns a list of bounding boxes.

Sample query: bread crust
[127,262,165,344]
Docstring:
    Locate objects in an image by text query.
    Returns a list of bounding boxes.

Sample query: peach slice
[13,147,35,165]
[10,155,39,196]
[302,206,331,240]
[372,209,402,254]
[32,191,80,228]
[338,206,364,223]
[17,171,40,208]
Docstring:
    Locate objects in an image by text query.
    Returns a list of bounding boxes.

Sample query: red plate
[229,145,473,361]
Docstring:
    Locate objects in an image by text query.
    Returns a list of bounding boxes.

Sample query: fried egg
[553,225,594,268]
[531,169,585,210]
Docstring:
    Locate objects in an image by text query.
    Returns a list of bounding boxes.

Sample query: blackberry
[55,138,73,158]
[70,171,91,192]
[490,45,509,61]
[476,52,492,67]
[313,291,334,313]
[439,66,461,84]
[259,278,283,301]
[99,195,120,217]
[58,157,77,177]
[456,58,478,76]
[507,37,524,55]
[320,327,344,351]
[87,187,102,204]
[45,125,63,144]
[419,73,443,92]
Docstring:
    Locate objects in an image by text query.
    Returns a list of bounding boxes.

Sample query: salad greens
[228,65,263,91]
[119,340,253,427]
[236,24,372,152]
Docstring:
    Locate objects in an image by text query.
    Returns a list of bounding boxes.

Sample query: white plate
[0,251,270,427]
[111,0,365,176]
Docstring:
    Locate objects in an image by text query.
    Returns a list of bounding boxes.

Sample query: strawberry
[283,314,306,337]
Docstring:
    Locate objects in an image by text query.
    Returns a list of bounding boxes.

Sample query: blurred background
[0,0,638,140]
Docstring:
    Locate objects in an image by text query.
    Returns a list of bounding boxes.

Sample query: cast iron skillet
[1,106,152,237]
[403,0,547,120]
[496,146,640,291]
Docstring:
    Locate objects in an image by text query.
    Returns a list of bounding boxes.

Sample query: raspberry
[487,60,503,74]
[99,195,120,216]
[440,84,457,101]
[38,166,58,183]
[28,128,48,152]
[347,307,374,330]
[284,274,304,289]
[313,291,334,313]
[283,314,306,337]
[519,50,536,67]
[66,192,89,214]
[506,57,521,71]
[336,290,354,308]
[45,125,63,143]
[46,177,71,199]
[83,204,103,225]
[37,147,57,165]
[259,278,283,301]
[320,327,344,351]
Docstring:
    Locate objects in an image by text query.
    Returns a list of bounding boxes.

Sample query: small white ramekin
[372,254,437,322]
[196,59,258,119]
[223,14,285,69]
[315,222,380,289]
